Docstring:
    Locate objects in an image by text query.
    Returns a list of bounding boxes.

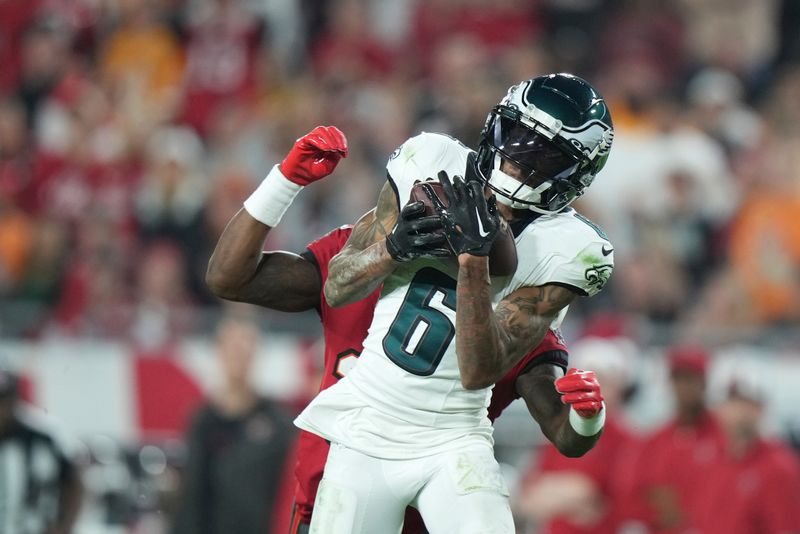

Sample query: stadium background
[0,0,799,532]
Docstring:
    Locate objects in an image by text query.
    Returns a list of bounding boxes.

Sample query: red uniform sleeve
[303,225,353,284]
[302,226,353,319]
[512,328,569,378]
[487,328,568,422]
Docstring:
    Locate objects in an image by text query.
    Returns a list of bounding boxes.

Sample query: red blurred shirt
[691,439,800,534]
[179,8,264,135]
[621,412,725,534]
[522,415,637,534]
[0,0,43,92]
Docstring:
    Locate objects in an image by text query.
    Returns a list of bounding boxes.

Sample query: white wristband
[568,403,606,437]
[243,165,303,227]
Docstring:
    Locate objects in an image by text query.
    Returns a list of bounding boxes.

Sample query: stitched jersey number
[382,268,457,376]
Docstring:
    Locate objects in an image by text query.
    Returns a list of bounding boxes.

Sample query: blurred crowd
[1,0,799,346]
[2,1,800,532]
[513,339,800,534]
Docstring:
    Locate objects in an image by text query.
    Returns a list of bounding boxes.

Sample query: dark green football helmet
[477,73,614,214]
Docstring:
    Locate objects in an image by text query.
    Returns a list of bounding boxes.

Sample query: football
[409,181,518,277]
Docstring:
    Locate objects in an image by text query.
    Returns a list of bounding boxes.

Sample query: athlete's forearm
[324,182,401,307]
[324,240,397,307]
[457,255,571,390]
[535,401,603,458]
[551,411,602,457]
[206,208,271,298]
[455,255,521,389]
[517,367,601,458]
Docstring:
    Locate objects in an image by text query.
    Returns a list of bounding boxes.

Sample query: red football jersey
[291,226,569,529]
[291,226,381,525]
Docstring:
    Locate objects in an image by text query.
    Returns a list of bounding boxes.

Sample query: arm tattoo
[455,264,577,389]
[496,285,575,354]
[324,182,400,307]
[347,184,396,250]
[455,257,503,385]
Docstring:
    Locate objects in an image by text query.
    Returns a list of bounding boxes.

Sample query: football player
[290,73,615,534]
[207,85,608,534]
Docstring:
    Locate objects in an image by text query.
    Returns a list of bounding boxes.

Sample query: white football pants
[308,441,514,534]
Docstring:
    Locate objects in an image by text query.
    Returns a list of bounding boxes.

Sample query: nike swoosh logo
[601,245,614,256]
[476,207,490,237]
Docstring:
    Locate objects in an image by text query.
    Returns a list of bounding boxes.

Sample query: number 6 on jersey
[382,268,457,376]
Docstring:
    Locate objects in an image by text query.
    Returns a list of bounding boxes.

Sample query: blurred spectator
[27,75,142,238]
[538,0,607,74]
[203,96,275,184]
[310,0,397,85]
[411,0,543,77]
[15,19,71,127]
[100,0,184,124]
[619,346,724,534]
[598,0,685,94]
[0,194,34,295]
[136,125,213,300]
[0,99,34,295]
[585,93,735,324]
[135,125,207,243]
[514,337,639,534]
[727,154,800,326]
[177,0,268,136]
[422,33,505,144]
[50,209,133,338]
[170,316,295,534]
[0,97,33,204]
[14,216,69,305]
[761,66,800,137]
[777,0,800,65]
[685,67,763,153]
[691,375,800,534]
[684,127,800,338]
[130,240,196,350]
[0,369,83,534]
[675,0,779,86]
[0,0,44,93]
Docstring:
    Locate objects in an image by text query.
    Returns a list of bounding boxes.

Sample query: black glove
[385,201,451,262]
[425,170,500,256]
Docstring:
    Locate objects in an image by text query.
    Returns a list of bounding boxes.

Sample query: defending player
[207,123,606,531]
[292,73,614,533]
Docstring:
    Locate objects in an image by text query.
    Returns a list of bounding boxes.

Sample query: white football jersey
[295,133,614,459]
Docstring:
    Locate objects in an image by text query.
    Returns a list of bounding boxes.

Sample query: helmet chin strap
[489,168,559,214]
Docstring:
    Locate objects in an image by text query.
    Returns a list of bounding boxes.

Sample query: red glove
[555,368,604,418]
[279,126,348,186]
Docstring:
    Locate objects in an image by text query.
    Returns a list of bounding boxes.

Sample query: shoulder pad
[514,210,614,297]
